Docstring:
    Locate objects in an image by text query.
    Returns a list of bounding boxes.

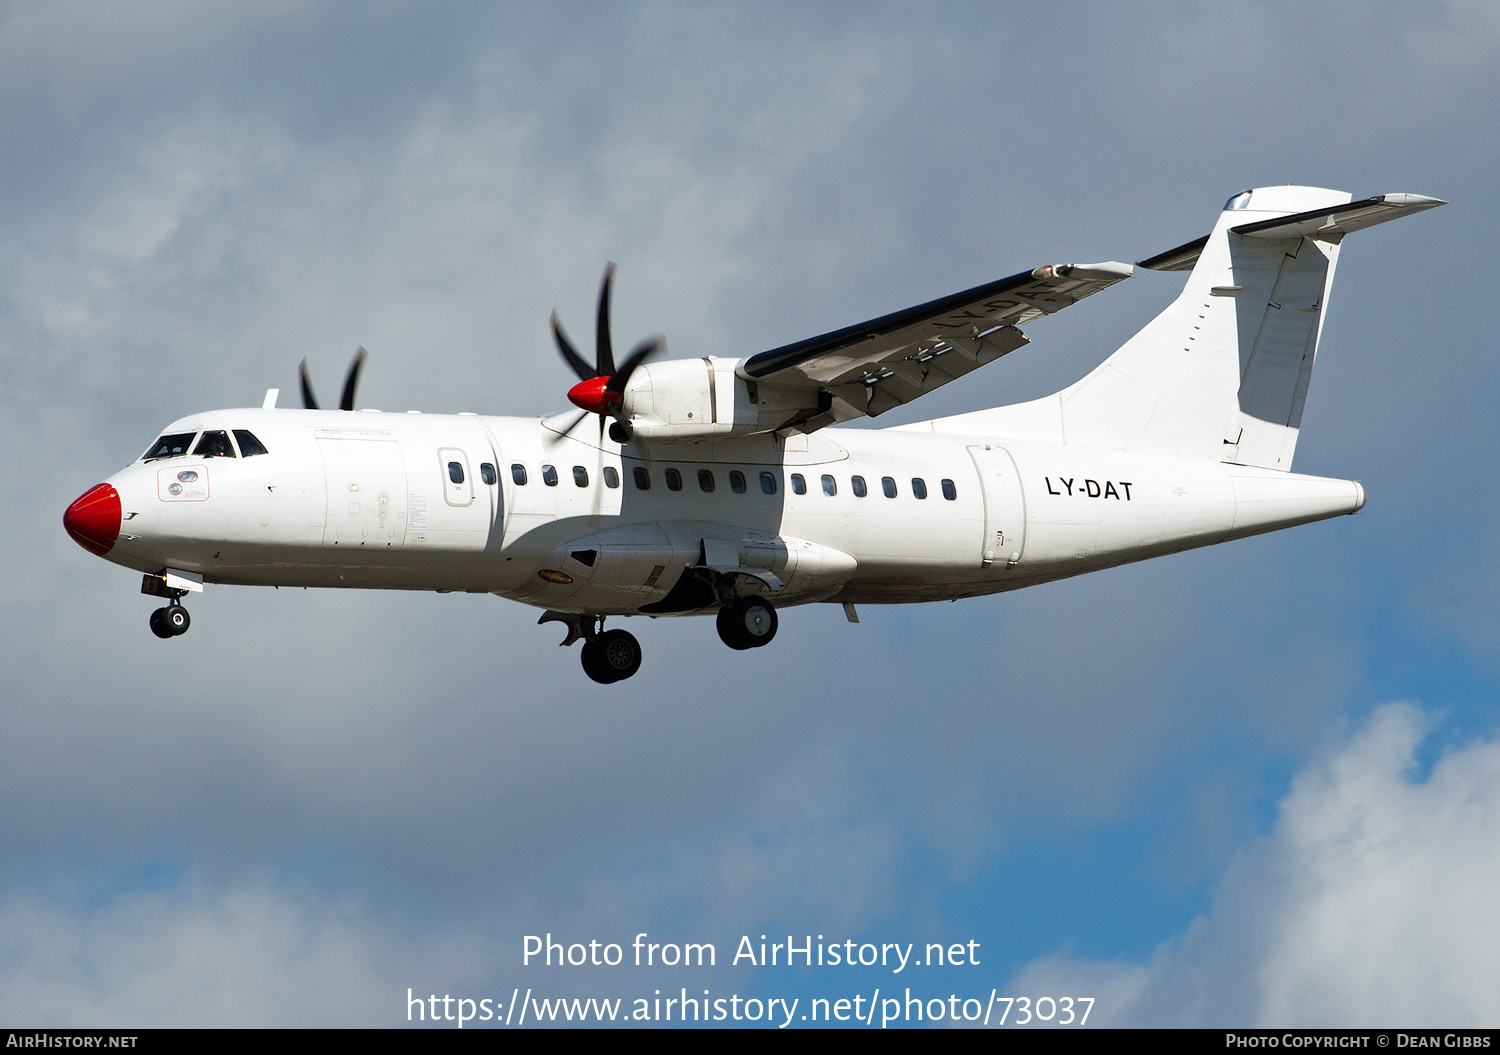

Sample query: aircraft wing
[739,261,1133,429]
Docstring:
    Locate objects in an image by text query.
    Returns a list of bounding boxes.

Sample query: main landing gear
[539,611,643,684]
[716,597,778,651]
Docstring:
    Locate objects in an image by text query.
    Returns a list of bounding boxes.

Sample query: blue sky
[4,1,1499,1027]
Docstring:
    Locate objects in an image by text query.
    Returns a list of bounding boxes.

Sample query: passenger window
[143,432,197,461]
[760,471,777,495]
[698,469,715,492]
[633,466,651,490]
[603,466,620,489]
[942,478,957,500]
[542,464,558,487]
[448,461,465,484]
[233,430,268,457]
[480,463,497,485]
[193,430,236,458]
[573,466,589,487]
[791,473,806,495]
[851,475,867,498]
[511,463,528,485]
[882,476,897,498]
[665,468,683,491]
[729,470,746,494]
[821,474,837,496]
[912,477,928,499]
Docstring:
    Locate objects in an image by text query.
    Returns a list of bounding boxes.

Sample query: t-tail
[949,186,1445,470]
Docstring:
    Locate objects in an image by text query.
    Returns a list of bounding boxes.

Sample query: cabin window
[912,477,928,499]
[511,463,528,485]
[233,430,268,457]
[790,473,806,495]
[633,466,651,490]
[821,474,837,496]
[851,475,867,498]
[573,466,589,487]
[698,469,715,492]
[603,466,620,489]
[542,464,559,487]
[729,470,746,494]
[941,478,957,500]
[193,430,236,458]
[881,476,897,498]
[143,433,196,461]
[760,471,777,495]
[480,463,497,485]
[448,461,465,484]
[665,468,683,491]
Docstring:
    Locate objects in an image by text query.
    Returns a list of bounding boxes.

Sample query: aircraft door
[967,445,1026,568]
[319,436,408,550]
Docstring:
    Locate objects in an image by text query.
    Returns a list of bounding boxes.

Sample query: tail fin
[940,187,1443,469]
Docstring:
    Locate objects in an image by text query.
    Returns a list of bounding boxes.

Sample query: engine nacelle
[620,357,813,442]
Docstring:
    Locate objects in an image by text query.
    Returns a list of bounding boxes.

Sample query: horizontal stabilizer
[1231,193,1446,243]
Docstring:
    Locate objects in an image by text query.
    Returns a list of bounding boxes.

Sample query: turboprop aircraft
[64,186,1443,683]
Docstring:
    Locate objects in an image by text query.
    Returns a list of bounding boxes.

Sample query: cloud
[1006,703,1500,1027]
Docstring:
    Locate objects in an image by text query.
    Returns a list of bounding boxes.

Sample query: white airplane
[64,186,1442,683]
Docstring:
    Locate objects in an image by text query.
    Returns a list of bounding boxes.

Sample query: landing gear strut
[539,610,643,684]
[717,598,778,650]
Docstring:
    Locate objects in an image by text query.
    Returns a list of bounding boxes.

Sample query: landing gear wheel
[581,629,642,684]
[717,598,778,650]
[164,605,190,636]
[149,608,174,639]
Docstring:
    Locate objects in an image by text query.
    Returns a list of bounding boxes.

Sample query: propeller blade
[552,311,595,382]
[299,359,319,410]
[339,347,367,412]
[605,337,662,393]
[595,262,617,378]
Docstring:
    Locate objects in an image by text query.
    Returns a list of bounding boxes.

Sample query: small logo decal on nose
[169,483,183,495]
[177,470,198,482]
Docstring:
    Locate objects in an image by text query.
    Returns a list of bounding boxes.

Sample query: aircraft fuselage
[78,405,1364,614]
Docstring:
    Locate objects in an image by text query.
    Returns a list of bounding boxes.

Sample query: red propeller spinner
[551,262,661,439]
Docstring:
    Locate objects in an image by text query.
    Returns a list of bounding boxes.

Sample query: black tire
[717,598,778,650]
[149,608,174,639]
[595,629,642,681]
[581,639,617,684]
[165,605,190,636]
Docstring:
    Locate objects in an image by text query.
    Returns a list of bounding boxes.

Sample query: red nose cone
[567,375,619,416]
[64,483,122,556]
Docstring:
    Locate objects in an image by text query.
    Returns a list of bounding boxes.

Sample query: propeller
[299,347,368,411]
[552,263,662,442]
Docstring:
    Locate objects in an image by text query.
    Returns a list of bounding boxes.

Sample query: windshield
[193,430,236,458]
[142,432,197,462]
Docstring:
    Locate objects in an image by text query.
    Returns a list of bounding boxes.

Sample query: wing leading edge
[740,261,1133,431]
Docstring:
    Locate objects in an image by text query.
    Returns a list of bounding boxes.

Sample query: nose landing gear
[148,604,191,639]
[142,572,192,639]
[539,610,643,684]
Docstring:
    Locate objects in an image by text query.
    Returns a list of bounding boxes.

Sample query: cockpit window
[1224,190,1253,211]
[193,431,236,458]
[142,433,197,462]
[233,430,269,457]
